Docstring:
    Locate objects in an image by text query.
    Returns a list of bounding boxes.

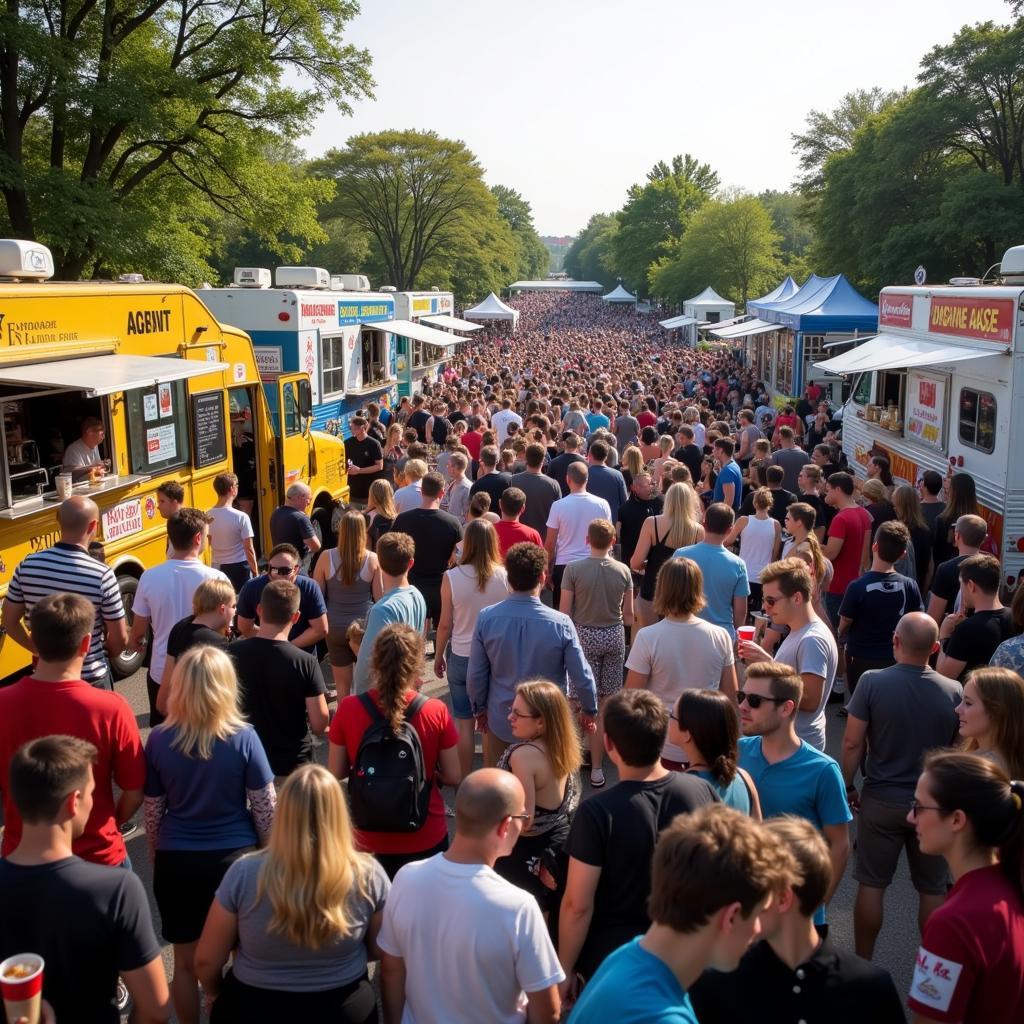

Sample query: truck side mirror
[298,378,312,419]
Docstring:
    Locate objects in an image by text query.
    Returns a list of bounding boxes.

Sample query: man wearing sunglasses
[737,661,851,932]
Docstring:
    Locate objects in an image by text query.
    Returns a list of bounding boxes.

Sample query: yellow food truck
[0,241,349,683]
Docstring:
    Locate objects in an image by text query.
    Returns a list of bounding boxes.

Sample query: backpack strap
[405,693,429,721]
[359,692,386,725]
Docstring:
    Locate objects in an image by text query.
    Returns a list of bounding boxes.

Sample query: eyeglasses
[762,595,789,608]
[267,564,297,575]
[509,708,540,720]
[909,800,944,819]
[737,691,789,709]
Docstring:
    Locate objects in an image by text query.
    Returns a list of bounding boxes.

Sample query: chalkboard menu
[191,391,227,469]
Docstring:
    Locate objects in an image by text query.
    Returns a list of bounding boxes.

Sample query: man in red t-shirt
[822,472,873,627]
[0,593,145,866]
[493,488,543,559]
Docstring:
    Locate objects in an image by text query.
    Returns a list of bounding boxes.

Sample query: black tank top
[641,518,676,602]
[409,409,431,443]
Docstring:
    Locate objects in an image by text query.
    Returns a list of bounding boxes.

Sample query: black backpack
[348,693,431,833]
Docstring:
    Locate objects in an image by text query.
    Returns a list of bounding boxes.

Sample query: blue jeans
[445,651,472,719]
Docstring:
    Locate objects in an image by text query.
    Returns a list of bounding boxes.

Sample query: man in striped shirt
[2,495,126,689]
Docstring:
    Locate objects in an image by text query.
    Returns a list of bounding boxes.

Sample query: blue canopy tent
[747,275,799,311]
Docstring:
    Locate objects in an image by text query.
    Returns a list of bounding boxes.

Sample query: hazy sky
[302,0,1012,237]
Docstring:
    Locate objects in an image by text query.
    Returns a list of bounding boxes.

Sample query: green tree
[650,195,780,307]
[0,0,372,279]
[610,154,718,296]
[564,212,618,287]
[491,184,549,279]
[312,130,502,291]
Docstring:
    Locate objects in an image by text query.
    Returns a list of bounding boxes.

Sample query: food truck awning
[659,315,698,329]
[379,319,466,350]
[709,318,779,339]
[813,333,1001,375]
[0,353,229,398]
[422,314,484,333]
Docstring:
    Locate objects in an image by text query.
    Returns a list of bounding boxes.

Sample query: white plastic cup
[1,953,44,1024]
[55,474,73,500]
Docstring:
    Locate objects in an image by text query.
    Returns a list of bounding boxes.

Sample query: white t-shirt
[394,481,423,514]
[134,559,231,684]
[377,853,564,1024]
[62,437,102,468]
[490,409,523,445]
[446,564,509,656]
[546,492,611,566]
[208,505,254,565]
[625,617,734,762]
[775,617,838,752]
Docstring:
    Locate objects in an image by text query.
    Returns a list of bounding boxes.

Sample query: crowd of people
[0,290,1023,1023]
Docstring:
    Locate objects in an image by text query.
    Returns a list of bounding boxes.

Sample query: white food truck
[815,247,1024,590]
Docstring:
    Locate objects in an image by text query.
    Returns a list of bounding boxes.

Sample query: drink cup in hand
[737,625,756,644]
[1,953,44,1024]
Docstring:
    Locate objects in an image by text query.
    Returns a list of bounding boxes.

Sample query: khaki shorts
[854,790,949,894]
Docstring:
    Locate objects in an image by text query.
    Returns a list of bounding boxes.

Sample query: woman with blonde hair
[956,666,1024,778]
[364,477,397,549]
[650,433,675,488]
[145,645,275,1024]
[435,519,510,776]
[381,422,404,486]
[620,444,645,490]
[313,511,383,698]
[495,680,582,906]
[725,487,781,613]
[630,482,705,627]
[328,623,461,878]
[195,764,387,1023]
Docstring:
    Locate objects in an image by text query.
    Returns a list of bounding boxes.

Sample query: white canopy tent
[710,318,779,339]
[422,314,484,333]
[813,333,1004,376]
[659,314,698,329]
[602,282,637,304]
[463,292,520,330]
[683,286,735,325]
[508,280,604,293]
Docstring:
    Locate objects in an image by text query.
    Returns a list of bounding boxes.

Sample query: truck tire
[311,506,335,557]
[111,575,144,680]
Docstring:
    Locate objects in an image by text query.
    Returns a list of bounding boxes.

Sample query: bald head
[896,612,939,662]
[57,495,99,538]
[455,768,524,839]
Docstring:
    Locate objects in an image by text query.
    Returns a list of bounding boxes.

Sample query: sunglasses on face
[737,691,788,709]
[762,594,788,607]
[268,564,297,575]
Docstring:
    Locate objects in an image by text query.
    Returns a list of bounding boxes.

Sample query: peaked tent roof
[684,285,733,307]
[748,276,798,308]
[463,292,520,326]
[758,274,877,332]
[602,283,637,303]
[747,274,829,317]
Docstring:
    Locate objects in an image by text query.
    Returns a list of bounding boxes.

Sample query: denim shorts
[446,651,472,720]
[823,590,844,628]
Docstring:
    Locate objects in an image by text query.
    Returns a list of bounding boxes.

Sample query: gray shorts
[854,790,949,894]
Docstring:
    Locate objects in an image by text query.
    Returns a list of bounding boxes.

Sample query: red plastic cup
[1,953,44,1024]
[736,625,756,644]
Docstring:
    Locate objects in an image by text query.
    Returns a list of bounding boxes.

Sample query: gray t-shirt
[216,851,389,991]
[847,664,962,801]
[509,470,562,536]
[775,617,838,752]
[771,447,809,494]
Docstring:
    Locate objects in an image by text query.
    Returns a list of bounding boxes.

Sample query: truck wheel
[312,506,335,551]
[111,575,144,680]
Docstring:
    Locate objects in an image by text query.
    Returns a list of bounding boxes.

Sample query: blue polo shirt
[236,573,327,652]
[738,736,852,924]
[675,542,749,639]
[712,458,743,509]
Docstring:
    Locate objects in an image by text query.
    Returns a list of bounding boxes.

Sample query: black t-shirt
[166,615,230,660]
[565,773,718,977]
[470,471,513,508]
[546,452,586,496]
[672,443,704,485]
[797,492,828,532]
[345,435,384,501]
[931,555,967,606]
[618,494,664,565]
[0,857,161,1024]
[408,409,431,442]
[229,637,326,775]
[946,607,1015,676]
[391,508,462,589]
[269,505,315,549]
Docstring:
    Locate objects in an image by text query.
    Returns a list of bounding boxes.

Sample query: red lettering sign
[918,379,936,408]
[880,292,913,329]
[928,296,1015,344]
[300,303,335,318]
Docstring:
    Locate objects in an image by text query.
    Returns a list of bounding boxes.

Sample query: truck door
[272,372,314,494]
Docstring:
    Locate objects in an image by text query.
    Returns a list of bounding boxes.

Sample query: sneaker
[118,821,138,840]
[589,769,606,789]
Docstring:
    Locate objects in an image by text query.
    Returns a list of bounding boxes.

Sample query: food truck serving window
[959,388,996,453]
[126,380,189,474]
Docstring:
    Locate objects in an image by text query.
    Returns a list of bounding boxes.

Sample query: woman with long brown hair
[892,483,934,593]
[630,482,705,628]
[434,519,509,776]
[495,680,582,906]
[313,511,383,698]
[195,765,387,1023]
[956,666,1024,778]
[328,623,462,878]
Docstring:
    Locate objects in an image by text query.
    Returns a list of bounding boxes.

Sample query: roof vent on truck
[275,266,330,290]
[1000,244,1024,286]
[234,267,272,288]
[0,240,54,281]
[331,274,371,292]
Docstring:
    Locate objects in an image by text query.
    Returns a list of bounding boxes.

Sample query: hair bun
[1011,780,1024,813]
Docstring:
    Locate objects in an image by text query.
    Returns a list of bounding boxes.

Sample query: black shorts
[414,582,442,623]
[211,969,377,1024]
[154,846,254,944]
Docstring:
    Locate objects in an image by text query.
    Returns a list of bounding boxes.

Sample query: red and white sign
[928,295,1015,344]
[879,292,913,329]
[905,371,946,449]
[102,499,143,542]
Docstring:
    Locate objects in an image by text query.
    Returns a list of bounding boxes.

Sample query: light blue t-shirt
[692,769,752,814]
[569,938,698,1024]
[585,411,610,433]
[712,459,743,510]
[675,542,750,639]
[353,585,427,693]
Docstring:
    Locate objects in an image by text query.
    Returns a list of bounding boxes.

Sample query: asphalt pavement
[115,660,918,1022]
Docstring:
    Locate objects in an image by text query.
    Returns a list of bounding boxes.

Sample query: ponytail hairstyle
[370,623,424,731]
[674,689,740,786]
[923,751,1024,898]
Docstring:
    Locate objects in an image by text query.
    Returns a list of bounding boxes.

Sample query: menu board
[905,370,946,450]
[191,391,227,469]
